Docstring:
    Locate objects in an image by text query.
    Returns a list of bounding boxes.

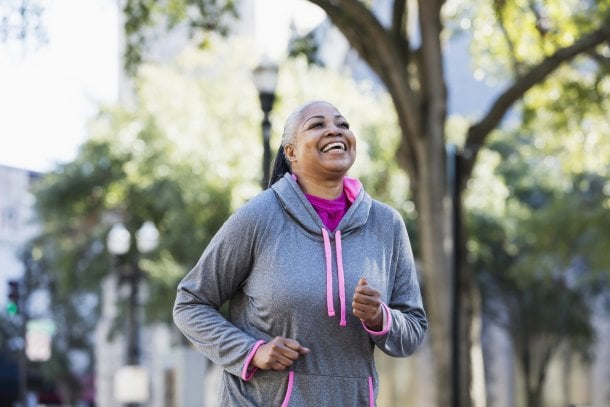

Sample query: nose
[324,123,343,136]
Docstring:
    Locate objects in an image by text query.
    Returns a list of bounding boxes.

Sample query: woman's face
[285,102,356,179]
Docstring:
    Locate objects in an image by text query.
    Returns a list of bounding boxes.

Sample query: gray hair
[281,100,336,146]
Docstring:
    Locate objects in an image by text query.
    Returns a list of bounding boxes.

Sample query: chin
[324,163,354,175]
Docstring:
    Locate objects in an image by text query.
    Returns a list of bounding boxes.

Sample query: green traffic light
[6,301,18,315]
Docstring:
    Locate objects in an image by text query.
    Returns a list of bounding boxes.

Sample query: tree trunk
[413,135,455,407]
[526,385,542,407]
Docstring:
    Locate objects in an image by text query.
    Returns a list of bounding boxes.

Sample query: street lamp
[252,58,279,188]
[107,221,159,406]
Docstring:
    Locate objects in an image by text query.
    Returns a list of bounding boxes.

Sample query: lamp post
[252,58,279,188]
[107,221,159,406]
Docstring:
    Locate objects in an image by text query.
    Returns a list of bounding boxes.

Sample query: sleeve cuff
[241,339,266,381]
[362,302,392,336]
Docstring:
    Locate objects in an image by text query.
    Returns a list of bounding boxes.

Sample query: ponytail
[268,145,291,188]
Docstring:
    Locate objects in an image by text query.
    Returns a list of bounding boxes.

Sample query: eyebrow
[303,114,346,123]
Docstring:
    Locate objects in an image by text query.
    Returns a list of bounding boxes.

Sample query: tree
[468,132,610,406]
[29,107,236,402]
[121,0,237,73]
[121,1,610,405]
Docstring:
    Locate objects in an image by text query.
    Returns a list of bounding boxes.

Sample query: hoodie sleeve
[173,203,263,379]
[368,217,428,357]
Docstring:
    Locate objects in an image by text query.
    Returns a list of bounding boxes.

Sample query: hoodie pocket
[281,370,295,407]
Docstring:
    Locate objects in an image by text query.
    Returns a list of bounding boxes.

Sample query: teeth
[321,142,346,153]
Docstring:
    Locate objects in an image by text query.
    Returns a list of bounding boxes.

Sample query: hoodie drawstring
[321,228,347,327]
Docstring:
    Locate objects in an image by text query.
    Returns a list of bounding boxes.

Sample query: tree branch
[461,19,610,182]
[309,0,422,176]
[493,0,522,76]
[392,0,407,46]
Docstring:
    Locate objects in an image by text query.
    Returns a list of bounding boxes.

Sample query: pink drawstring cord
[322,228,347,326]
[321,229,335,317]
[281,371,295,407]
[334,230,347,326]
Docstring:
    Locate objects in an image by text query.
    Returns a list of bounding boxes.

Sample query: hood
[270,172,372,239]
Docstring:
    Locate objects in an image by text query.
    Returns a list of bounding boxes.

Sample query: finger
[277,345,300,361]
[359,277,367,286]
[352,299,381,316]
[272,360,290,371]
[352,303,378,319]
[352,308,367,320]
[274,354,296,368]
[354,284,381,296]
[283,338,303,351]
[353,291,381,308]
[283,338,310,355]
[269,339,299,360]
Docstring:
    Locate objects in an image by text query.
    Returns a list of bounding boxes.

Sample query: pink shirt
[305,192,350,232]
[299,175,362,231]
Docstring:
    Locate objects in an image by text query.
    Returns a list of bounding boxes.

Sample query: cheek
[349,136,357,152]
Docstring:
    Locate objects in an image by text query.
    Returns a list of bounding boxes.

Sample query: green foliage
[466,0,610,79]
[466,127,610,404]
[288,31,321,66]
[122,0,238,74]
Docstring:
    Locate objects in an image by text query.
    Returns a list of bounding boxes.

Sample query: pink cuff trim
[362,302,392,336]
[241,340,266,381]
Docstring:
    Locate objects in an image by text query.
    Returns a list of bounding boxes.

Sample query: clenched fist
[352,277,383,331]
[252,336,310,371]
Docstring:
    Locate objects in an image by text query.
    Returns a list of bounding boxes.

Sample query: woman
[173,100,427,406]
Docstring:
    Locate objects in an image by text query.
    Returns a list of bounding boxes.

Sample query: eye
[339,121,350,129]
[309,121,324,129]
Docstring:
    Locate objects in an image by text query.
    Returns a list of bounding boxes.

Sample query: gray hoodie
[173,173,427,406]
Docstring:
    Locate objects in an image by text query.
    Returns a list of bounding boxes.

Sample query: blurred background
[1,0,609,406]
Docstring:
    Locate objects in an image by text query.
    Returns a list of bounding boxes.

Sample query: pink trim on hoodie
[241,340,266,381]
[321,228,336,317]
[281,371,295,407]
[334,230,347,326]
[368,376,375,407]
[343,176,362,203]
[362,302,392,336]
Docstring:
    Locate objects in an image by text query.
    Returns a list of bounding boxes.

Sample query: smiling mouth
[320,142,346,153]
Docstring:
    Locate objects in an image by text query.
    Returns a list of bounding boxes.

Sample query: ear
[284,144,297,162]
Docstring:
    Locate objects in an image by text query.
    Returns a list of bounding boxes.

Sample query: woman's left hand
[352,277,383,331]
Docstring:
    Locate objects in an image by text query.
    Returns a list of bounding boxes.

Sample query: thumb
[359,277,368,286]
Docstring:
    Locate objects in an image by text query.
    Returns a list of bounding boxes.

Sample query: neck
[294,172,344,199]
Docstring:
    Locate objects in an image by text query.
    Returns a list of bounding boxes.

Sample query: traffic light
[7,280,20,315]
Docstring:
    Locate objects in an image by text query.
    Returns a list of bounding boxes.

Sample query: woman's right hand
[252,336,310,371]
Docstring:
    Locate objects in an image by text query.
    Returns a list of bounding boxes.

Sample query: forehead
[301,102,341,121]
